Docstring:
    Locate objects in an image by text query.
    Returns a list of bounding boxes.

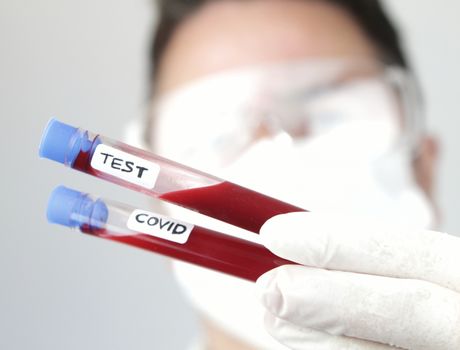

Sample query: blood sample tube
[47,186,294,281]
[39,119,304,233]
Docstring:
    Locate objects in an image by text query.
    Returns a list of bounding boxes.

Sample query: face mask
[130,59,432,349]
[165,128,434,349]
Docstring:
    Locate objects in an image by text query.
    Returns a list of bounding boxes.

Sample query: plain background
[0,0,458,349]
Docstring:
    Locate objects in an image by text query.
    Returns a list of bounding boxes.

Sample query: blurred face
[148,1,438,349]
[152,0,437,200]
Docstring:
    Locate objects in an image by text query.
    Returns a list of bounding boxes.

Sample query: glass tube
[39,119,305,233]
[47,186,295,282]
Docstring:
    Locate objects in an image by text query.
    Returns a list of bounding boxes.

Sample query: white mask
[127,60,433,349]
[166,130,434,349]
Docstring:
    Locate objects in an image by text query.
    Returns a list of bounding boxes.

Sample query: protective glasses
[149,58,424,168]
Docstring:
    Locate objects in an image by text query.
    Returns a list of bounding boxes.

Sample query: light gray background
[0,1,458,349]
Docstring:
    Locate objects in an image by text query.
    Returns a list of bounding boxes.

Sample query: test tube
[39,119,304,233]
[47,186,294,281]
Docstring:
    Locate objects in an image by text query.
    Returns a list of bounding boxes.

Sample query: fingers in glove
[264,312,399,350]
[257,265,460,350]
[261,212,460,292]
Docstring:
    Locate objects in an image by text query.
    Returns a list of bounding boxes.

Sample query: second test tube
[47,186,295,281]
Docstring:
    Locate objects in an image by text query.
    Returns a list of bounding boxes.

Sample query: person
[125,0,460,349]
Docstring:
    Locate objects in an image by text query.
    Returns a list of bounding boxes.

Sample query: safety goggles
[149,58,424,168]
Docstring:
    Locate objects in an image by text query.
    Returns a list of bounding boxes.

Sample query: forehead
[156,0,378,94]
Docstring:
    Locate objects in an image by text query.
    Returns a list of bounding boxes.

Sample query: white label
[91,144,160,189]
[127,209,193,244]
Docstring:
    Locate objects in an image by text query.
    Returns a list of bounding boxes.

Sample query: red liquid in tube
[160,181,303,233]
[82,225,294,282]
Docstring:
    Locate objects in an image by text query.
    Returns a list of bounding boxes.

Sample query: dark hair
[150,0,409,84]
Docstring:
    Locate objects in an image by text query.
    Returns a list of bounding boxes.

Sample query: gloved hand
[256,212,460,350]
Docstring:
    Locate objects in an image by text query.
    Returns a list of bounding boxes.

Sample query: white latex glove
[256,212,460,350]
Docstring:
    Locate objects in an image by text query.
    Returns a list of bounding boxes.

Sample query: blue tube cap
[39,119,79,164]
[47,186,90,227]
[47,186,108,229]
